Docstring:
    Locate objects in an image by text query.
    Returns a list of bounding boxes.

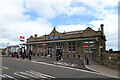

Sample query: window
[69,46,71,51]
[68,42,76,52]
[84,41,94,53]
[72,46,75,51]
[57,42,62,46]
[69,42,71,45]
[72,42,75,45]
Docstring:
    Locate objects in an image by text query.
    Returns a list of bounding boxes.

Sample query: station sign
[83,44,88,48]
[48,36,60,39]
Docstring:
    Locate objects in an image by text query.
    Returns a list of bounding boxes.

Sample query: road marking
[3,66,9,70]
[3,74,18,80]
[14,70,55,79]
[0,75,5,78]
[20,72,38,78]
[14,72,29,79]
[25,71,47,78]
[54,62,78,67]
[32,61,118,78]
[29,70,55,78]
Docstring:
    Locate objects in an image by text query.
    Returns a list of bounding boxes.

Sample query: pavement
[3,55,120,79]
[84,57,120,78]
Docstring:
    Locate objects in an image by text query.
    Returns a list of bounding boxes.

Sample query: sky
[0,0,119,50]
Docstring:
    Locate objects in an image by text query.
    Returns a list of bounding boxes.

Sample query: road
[1,56,119,80]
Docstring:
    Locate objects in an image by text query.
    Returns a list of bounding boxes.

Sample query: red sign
[83,44,88,48]
[42,43,46,46]
[20,36,25,41]
[20,36,25,39]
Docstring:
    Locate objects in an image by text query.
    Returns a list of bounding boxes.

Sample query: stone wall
[93,51,120,70]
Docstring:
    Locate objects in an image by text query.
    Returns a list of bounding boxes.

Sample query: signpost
[19,36,25,58]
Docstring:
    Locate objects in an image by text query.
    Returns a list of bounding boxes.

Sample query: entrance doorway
[56,46,62,50]
[47,47,52,57]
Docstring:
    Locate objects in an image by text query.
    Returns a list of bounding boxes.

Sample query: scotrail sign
[20,36,25,41]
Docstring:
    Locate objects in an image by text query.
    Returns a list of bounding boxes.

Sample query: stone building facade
[24,24,106,59]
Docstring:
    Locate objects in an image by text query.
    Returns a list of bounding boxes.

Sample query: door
[47,47,52,56]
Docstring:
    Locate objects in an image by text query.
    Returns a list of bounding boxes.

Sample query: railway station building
[24,24,106,59]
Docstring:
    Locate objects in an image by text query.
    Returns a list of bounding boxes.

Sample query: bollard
[73,55,75,58]
[67,55,69,57]
[45,54,47,57]
[37,54,39,56]
[17,54,19,58]
[50,55,52,57]
[59,56,61,60]
[56,56,59,61]
[12,54,14,58]
[29,56,31,60]
[23,55,24,59]
[86,58,89,65]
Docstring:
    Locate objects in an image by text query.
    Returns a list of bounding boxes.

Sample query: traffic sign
[83,44,88,48]
[42,43,46,46]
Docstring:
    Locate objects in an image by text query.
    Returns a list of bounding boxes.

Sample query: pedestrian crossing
[1,70,55,80]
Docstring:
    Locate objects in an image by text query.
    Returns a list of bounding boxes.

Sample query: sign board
[83,44,88,48]
[20,36,25,41]
[48,36,60,39]
[99,45,103,48]
[42,43,46,46]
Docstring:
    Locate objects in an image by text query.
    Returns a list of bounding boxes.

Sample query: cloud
[25,0,87,19]
[0,0,119,51]
[0,0,53,48]
[57,24,88,32]
[89,14,118,50]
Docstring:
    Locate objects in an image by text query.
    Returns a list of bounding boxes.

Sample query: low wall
[93,51,120,70]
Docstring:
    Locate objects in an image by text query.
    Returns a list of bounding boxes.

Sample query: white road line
[19,72,38,78]
[0,75,5,78]
[14,72,29,79]
[29,70,55,78]
[32,61,96,73]
[32,61,117,78]
[25,71,47,78]
[3,74,18,80]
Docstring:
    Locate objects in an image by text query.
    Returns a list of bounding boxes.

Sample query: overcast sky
[0,0,119,50]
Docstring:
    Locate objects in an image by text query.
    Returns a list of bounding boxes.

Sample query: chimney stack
[100,24,104,34]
